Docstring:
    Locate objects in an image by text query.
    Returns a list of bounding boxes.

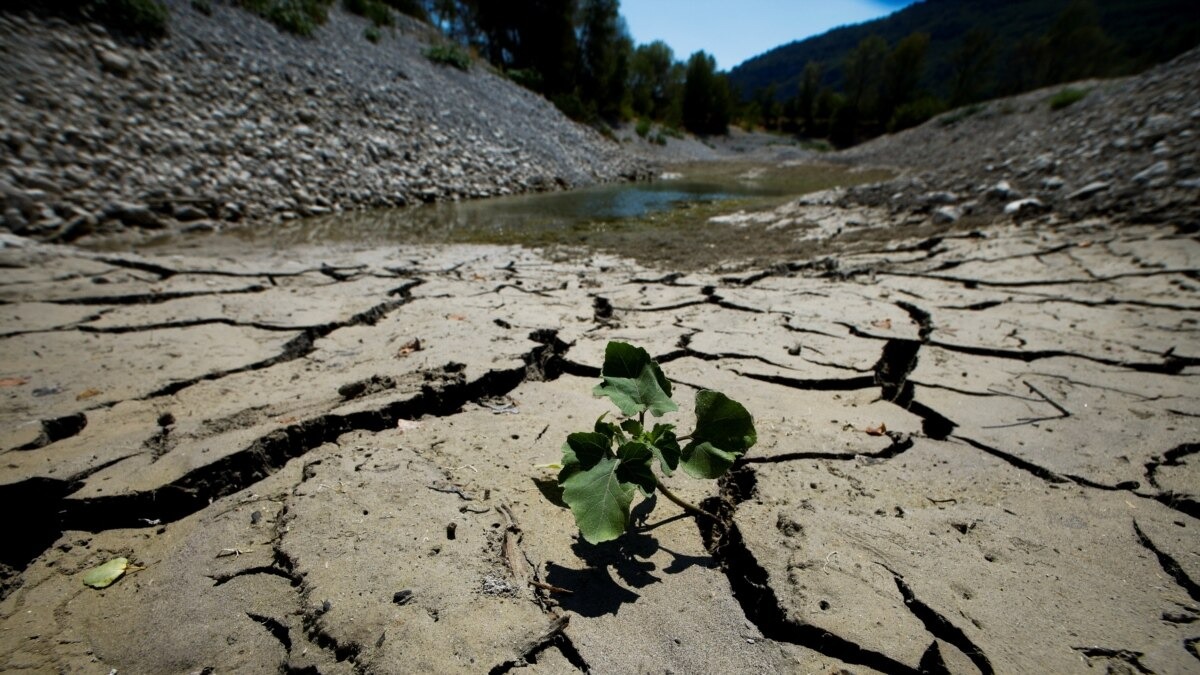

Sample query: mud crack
[486,616,590,674]
[1132,521,1200,602]
[7,330,574,580]
[889,569,993,674]
[697,465,923,675]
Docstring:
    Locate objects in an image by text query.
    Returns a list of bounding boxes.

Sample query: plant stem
[654,475,718,520]
[639,411,645,426]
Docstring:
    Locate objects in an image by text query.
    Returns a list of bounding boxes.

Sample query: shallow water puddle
[137,162,892,269]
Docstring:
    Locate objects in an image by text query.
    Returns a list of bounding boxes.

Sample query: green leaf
[594,413,626,445]
[592,342,678,417]
[616,441,657,497]
[644,423,681,475]
[561,456,636,543]
[679,441,738,479]
[83,557,129,589]
[560,432,610,470]
[681,390,757,479]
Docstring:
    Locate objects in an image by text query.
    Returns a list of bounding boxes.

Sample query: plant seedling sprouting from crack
[548,341,756,543]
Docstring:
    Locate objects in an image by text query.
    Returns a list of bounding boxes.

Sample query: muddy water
[155,162,892,269]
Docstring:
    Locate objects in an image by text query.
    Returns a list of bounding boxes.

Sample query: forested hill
[728,0,1199,101]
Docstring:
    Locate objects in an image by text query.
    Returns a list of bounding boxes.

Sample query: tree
[796,60,821,134]
[464,0,579,97]
[841,35,888,140]
[629,40,675,119]
[948,28,996,106]
[682,51,731,135]
[754,83,780,130]
[881,32,929,126]
[578,0,628,121]
[1042,0,1113,83]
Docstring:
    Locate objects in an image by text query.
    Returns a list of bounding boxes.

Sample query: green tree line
[733,0,1198,146]
[421,0,732,134]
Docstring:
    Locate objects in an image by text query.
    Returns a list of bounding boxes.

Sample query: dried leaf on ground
[76,387,102,400]
[396,337,422,357]
[0,376,29,387]
[82,557,130,589]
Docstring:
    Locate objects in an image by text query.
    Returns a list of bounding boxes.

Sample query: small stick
[530,580,573,595]
[1023,380,1070,418]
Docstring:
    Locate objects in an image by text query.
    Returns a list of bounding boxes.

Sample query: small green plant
[635,118,652,138]
[550,342,756,543]
[364,25,381,42]
[425,44,471,71]
[1048,87,1087,110]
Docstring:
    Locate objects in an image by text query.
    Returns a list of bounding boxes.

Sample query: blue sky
[621,0,920,71]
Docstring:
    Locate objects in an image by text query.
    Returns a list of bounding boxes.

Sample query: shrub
[381,0,426,21]
[1048,87,1087,110]
[425,44,471,70]
[888,96,946,133]
[550,93,587,121]
[651,132,667,146]
[635,118,651,138]
[364,25,380,42]
[190,0,212,15]
[937,103,985,127]
[91,0,169,42]
[506,68,543,90]
[343,0,391,26]
[237,0,330,36]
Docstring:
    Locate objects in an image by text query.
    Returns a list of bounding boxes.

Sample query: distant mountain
[727,0,1199,101]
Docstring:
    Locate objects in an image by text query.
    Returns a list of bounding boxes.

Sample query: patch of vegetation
[635,118,652,138]
[938,103,985,127]
[237,0,330,37]
[364,25,381,43]
[425,44,471,70]
[343,0,391,27]
[545,342,756,543]
[650,132,667,146]
[90,0,169,42]
[505,68,543,90]
[380,0,425,21]
[888,96,946,133]
[1048,87,1088,110]
[190,0,212,16]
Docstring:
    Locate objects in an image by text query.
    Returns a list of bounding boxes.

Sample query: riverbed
[108,161,895,270]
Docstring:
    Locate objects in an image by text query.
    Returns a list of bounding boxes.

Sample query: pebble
[0,10,649,240]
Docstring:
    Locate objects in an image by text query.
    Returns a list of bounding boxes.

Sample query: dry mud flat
[0,219,1198,674]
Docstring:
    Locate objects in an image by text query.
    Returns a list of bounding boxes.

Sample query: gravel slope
[0,3,649,242]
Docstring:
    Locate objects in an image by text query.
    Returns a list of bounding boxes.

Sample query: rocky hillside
[835,46,1200,227]
[0,2,648,242]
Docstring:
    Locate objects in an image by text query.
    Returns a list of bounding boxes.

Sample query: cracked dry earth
[0,218,1198,674]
